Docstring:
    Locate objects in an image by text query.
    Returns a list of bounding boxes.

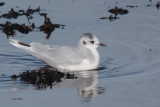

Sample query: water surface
[0,0,160,107]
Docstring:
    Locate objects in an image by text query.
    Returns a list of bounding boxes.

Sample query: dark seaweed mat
[1,21,32,36]
[0,6,65,39]
[156,1,160,10]
[100,6,129,22]
[108,6,129,16]
[0,2,5,6]
[100,1,160,22]
[11,66,77,89]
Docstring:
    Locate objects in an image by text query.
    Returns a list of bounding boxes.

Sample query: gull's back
[29,42,91,68]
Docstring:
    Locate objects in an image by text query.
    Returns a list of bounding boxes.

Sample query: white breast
[58,49,100,71]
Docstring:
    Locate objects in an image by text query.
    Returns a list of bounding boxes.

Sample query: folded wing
[9,39,84,68]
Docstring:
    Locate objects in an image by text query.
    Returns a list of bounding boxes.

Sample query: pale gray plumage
[9,33,106,71]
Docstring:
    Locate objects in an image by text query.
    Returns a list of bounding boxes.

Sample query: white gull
[9,33,106,71]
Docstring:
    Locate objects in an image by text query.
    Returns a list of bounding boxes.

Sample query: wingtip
[9,39,31,47]
[9,39,21,47]
[9,39,19,43]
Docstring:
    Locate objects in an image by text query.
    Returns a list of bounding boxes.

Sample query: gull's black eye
[90,41,94,44]
[83,41,86,45]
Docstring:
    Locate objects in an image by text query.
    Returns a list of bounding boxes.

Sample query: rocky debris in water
[0,6,65,38]
[0,21,32,38]
[11,66,77,89]
[108,6,129,16]
[0,2,5,6]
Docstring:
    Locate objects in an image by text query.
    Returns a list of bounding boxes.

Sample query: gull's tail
[9,39,45,61]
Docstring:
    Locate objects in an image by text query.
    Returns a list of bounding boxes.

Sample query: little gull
[9,33,106,71]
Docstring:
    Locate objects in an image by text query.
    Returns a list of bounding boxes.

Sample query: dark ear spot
[90,41,94,44]
[83,41,86,45]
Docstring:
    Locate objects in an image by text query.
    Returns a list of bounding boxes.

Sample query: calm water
[1,0,160,107]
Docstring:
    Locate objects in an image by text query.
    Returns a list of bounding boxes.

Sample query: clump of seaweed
[100,15,119,21]
[40,17,58,39]
[1,21,32,38]
[11,66,77,89]
[0,8,21,19]
[126,5,138,8]
[0,6,65,38]
[0,7,40,19]
[108,6,129,16]
[100,6,129,22]
[156,1,160,10]
[40,16,65,39]
[0,2,5,6]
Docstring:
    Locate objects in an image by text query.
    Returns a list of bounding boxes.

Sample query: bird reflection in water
[10,66,105,101]
[53,69,105,101]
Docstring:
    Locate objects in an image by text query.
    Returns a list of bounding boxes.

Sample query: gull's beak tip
[99,43,107,47]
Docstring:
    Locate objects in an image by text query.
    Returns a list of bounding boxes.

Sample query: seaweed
[108,6,129,16]
[126,5,138,8]
[11,66,77,89]
[0,6,65,38]
[0,2,5,6]
[100,15,119,21]
[156,1,160,10]
[100,6,129,22]
[1,21,32,38]
[0,8,20,19]
[40,17,57,39]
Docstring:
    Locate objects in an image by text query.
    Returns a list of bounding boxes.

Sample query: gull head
[79,33,106,50]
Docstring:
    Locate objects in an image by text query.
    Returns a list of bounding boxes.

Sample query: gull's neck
[89,48,100,66]
[78,45,100,69]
